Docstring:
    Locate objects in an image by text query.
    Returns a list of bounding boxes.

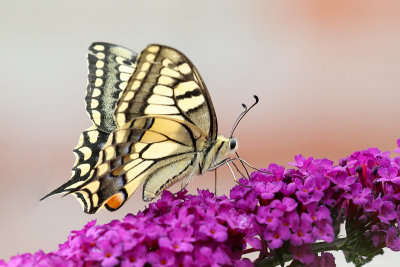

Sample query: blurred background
[1,0,400,265]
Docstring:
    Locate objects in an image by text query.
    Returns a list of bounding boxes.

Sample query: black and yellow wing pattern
[86,42,138,133]
[43,44,218,214]
[76,115,208,213]
[41,126,109,199]
[41,43,138,201]
[114,44,218,138]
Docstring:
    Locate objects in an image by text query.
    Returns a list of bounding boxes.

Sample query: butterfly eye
[229,138,237,150]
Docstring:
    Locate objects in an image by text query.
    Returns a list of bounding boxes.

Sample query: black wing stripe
[86,42,138,133]
[40,125,109,200]
[114,45,217,139]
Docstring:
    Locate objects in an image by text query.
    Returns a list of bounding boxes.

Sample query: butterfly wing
[42,43,137,200]
[40,125,109,200]
[43,44,217,213]
[71,116,208,213]
[86,42,138,133]
[75,45,219,212]
[114,44,218,139]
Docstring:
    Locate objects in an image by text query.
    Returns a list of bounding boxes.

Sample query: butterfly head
[210,135,238,167]
[229,137,238,151]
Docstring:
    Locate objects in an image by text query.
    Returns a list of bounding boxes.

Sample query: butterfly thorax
[199,135,238,174]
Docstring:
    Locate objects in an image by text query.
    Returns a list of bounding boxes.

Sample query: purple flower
[254,181,282,200]
[313,221,334,243]
[234,258,253,267]
[88,240,123,267]
[220,208,251,231]
[230,184,258,211]
[281,211,300,229]
[363,195,381,212]
[370,225,385,247]
[379,201,397,224]
[328,169,356,190]
[213,246,233,266]
[378,166,400,185]
[176,254,195,267]
[121,245,147,267]
[148,249,175,267]
[256,206,283,231]
[342,183,371,206]
[245,236,262,250]
[270,197,298,212]
[397,206,400,226]
[386,227,400,251]
[159,227,194,252]
[264,225,291,249]
[289,245,316,264]
[308,252,336,267]
[288,155,315,174]
[304,203,331,222]
[290,217,316,246]
[198,218,228,242]
[193,246,232,267]
[295,176,324,205]
[377,155,391,168]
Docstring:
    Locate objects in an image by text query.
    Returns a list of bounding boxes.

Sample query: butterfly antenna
[230,103,247,138]
[230,95,259,138]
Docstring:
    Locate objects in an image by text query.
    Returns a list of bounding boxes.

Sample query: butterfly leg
[214,169,217,196]
[209,158,252,188]
[226,161,239,183]
[226,160,252,188]
[229,159,250,179]
[208,158,230,171]
[236,157,271,174]
[235,151,250,178]
[181,163,199,190]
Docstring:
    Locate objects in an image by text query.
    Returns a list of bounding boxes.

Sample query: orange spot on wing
[105,192,125,210]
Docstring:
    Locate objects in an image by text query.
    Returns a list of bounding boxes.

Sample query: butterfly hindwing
[141,154,197,202]
[42,43,138,202]
[114,44,218,139]
[40,125,109,200]
[71,116,207,213]
[86,42,138,133]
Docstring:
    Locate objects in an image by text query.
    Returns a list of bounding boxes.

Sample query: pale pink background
[1,1,400,265]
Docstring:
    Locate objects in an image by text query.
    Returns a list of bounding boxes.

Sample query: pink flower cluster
[2,140,400,266]
[230,142,400,264]
[2,190,253,267]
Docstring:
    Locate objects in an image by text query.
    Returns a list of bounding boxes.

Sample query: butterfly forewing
[86,42,138,133]
[114,45,218,139]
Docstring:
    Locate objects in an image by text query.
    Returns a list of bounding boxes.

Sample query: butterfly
[41,42,256,214]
